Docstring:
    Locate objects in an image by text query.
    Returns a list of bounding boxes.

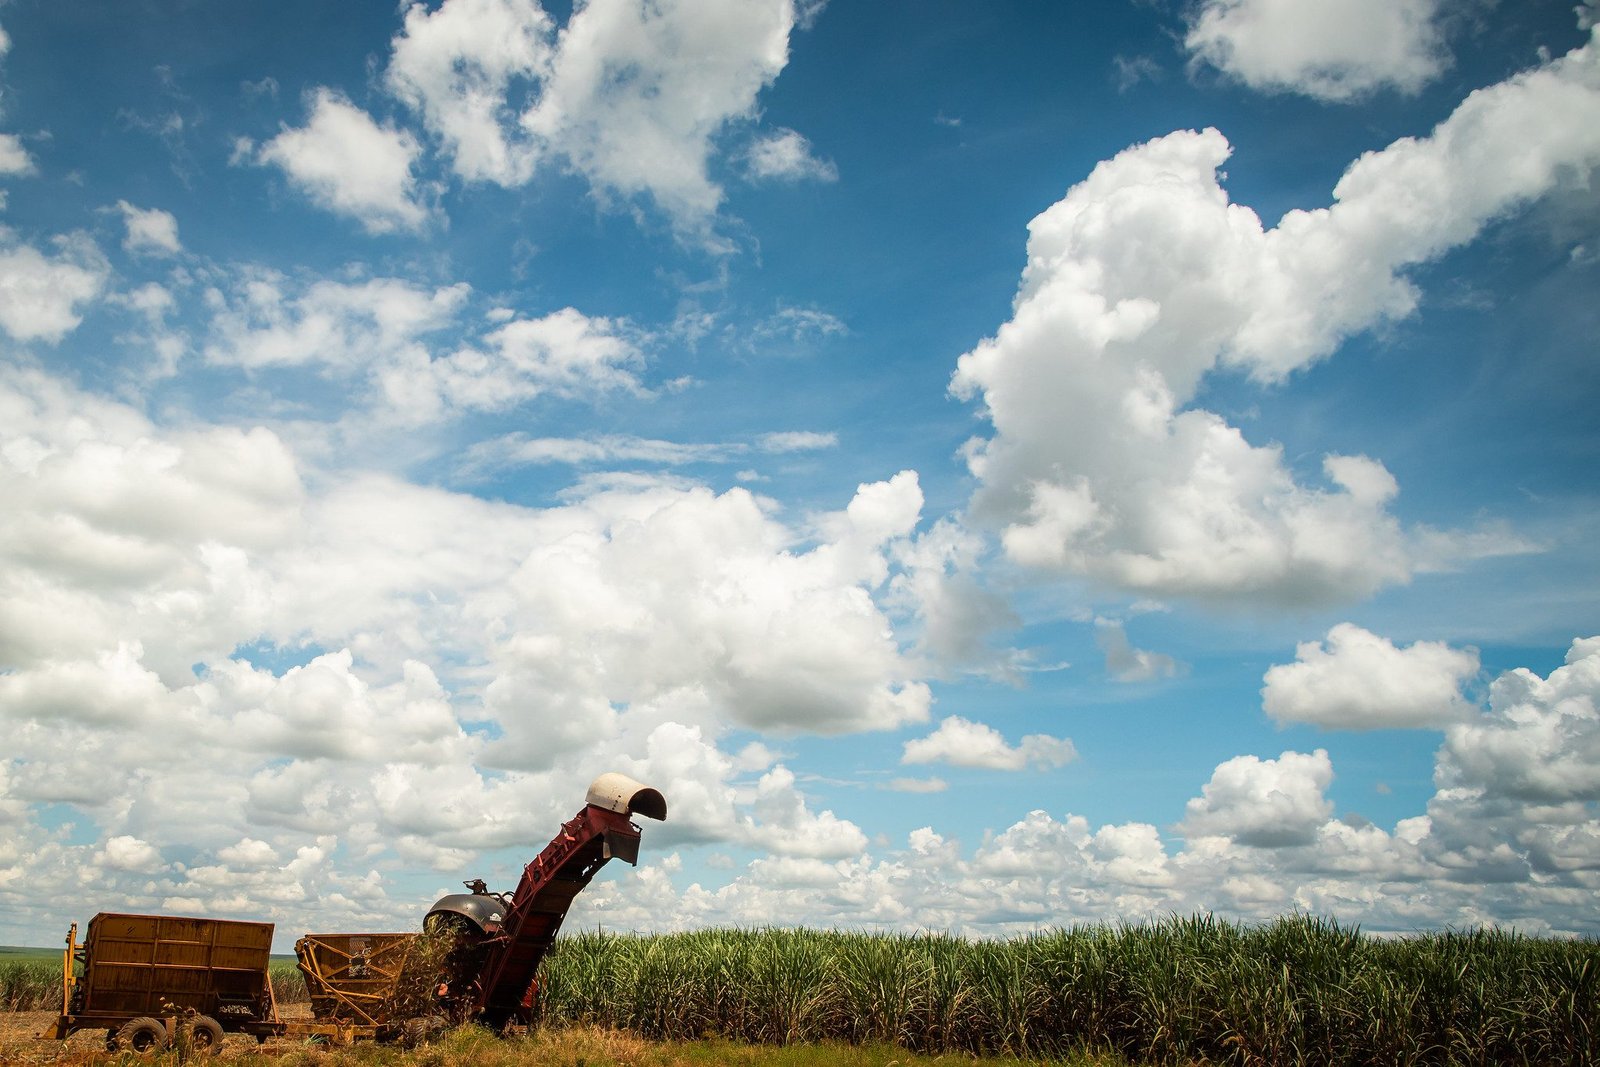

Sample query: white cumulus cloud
[746,127,838,182]
[386,0,554,186]
[204,271,467,376]
[750,765,868,859]
[1262,623,1480,729]
[901,715,1077,771]
[953,30,1600,605]
[1187,0,1448,102]
[0,234,107,343]
[116,200,181,255]
[1439,635,1600,804]
[99,835,166,873]
[256,88,430,234]
[421,307,644,414]
[388,0,804,234]
[1181,749,1335,847]
[0,133,35,175]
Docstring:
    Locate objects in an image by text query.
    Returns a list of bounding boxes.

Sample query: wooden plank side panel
[157,942,211,968]
[80,913,275,1020]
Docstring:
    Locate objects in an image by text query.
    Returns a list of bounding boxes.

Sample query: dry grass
[2,1010,1123,1066]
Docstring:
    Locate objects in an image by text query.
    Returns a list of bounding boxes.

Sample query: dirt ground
[0,1005,319,1064]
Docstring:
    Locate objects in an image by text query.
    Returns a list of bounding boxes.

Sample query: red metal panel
[472,804,642,1025]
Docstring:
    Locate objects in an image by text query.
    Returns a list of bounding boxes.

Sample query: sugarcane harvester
[296,772,668,1037]
[422,771,667,1028]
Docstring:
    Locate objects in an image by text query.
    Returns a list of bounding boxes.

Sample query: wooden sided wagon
[43,912,281,1053]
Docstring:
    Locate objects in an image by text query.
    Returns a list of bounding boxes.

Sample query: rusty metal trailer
[43,912,280,1052]
[289,932,424,1044]
[294,932,415,1025]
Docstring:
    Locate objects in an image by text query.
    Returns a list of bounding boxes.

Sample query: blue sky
[0,0,1597,949]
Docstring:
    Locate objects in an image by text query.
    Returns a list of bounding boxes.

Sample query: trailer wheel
[116,1017,168,1055]
[189,1016,225,1054]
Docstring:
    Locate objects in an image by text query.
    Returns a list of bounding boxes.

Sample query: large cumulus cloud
[386,0,804,234]
[0,364,920,941]
[1262,624,1480,730]
[952,28,1600,604]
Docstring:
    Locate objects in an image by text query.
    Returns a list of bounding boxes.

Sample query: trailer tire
[116,1017,168,1055]
[189,1016,225,1054]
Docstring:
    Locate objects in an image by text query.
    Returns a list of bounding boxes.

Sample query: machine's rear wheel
[189,1016,225,1054]
[400,1015,447,1048]
[116,1017,168,1055]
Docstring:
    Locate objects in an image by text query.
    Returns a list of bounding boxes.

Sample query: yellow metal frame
[295,933,417,1026]
[41,923,80,1040]
[61,922,77,1015]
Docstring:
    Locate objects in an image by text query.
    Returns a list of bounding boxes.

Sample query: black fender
[424,893,509,936]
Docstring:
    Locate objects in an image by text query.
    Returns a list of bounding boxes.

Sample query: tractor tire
[116,1017,168,1055]
[189,1016,226,1054]
[400,1015,447,1048]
